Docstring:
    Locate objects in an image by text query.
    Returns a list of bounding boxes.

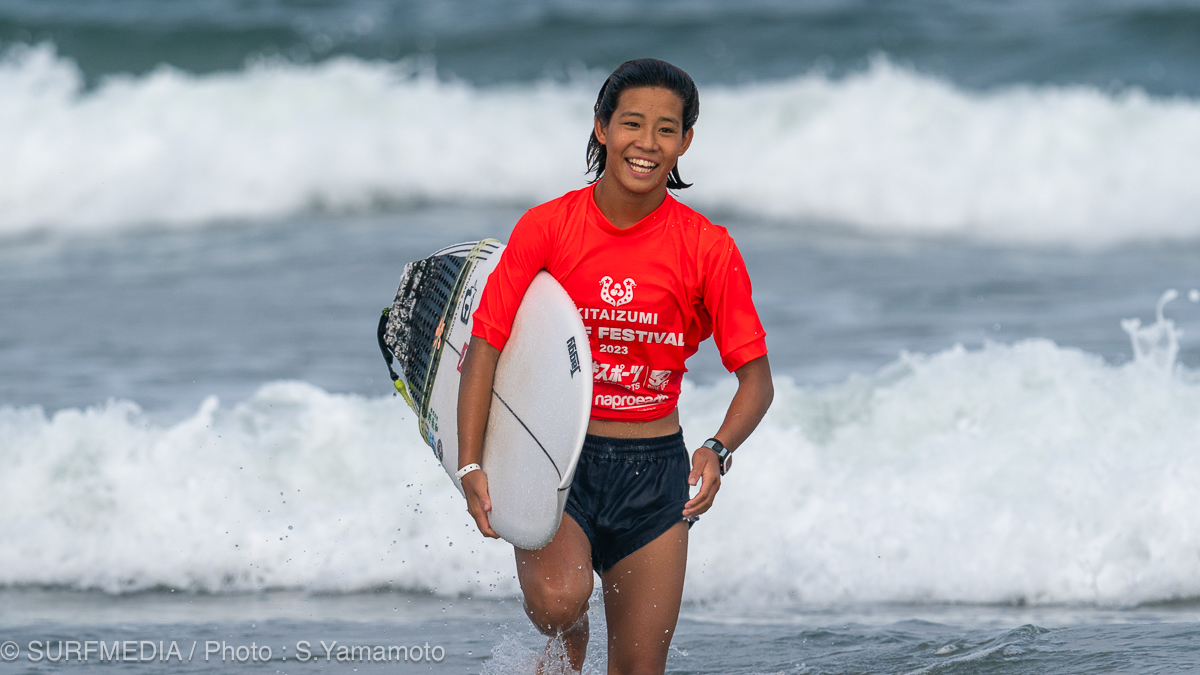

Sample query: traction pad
[379,240,501,443]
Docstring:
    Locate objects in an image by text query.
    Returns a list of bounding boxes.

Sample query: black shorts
[563,431,692,574]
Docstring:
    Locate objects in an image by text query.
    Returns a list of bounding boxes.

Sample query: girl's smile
[594,86,693,197]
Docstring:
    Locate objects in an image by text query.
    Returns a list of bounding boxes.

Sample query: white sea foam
[2,299,1199,605]
[3,44,1200,245]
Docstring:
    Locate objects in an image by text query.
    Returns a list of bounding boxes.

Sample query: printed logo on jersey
[646,369,672,391]
[577,307,658,325]
[594,392,670,411]
[599,276,636,307]
[593,361,645,386]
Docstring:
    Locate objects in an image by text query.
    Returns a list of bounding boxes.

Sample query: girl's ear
[593,116,607,145]
[679,126,694,156]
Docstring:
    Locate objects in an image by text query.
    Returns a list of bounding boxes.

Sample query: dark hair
[586,58,700,190]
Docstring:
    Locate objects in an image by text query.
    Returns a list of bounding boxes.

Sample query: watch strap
[702,438,732,475]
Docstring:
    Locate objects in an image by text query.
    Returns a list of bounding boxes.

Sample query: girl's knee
[522,579,591,634]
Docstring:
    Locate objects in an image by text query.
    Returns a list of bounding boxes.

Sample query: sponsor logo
[599,276,636,307]
[456,341,469,372]
[592,362,645,387]
[593,392,669,410]
[459,281,478,325]
[647,369,671,391]
[435,438,443,462]
[566,337,581,377]
[433,318,445,351]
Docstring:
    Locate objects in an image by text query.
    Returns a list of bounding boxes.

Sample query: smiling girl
[456,58,773,673]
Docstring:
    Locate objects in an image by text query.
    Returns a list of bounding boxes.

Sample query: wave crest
[3,44,1200,243]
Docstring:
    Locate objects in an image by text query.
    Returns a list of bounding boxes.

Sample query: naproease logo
[594,392,668,410]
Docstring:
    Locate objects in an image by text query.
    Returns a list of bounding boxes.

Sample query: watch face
[720,454,732,475]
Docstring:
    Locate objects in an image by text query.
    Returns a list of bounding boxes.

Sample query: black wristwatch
[703,438,732,475]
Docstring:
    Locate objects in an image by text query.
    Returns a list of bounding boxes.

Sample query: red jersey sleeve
[470,209,551,351]
[701,235,768,372]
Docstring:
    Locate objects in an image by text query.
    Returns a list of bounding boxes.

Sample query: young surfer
[457,58,773,673]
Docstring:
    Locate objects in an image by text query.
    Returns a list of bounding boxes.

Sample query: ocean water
[4,1,1200,672]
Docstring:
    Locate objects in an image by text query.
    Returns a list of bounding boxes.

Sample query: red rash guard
[471,185,768,422]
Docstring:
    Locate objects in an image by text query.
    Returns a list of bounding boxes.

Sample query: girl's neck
[592,175,667,230]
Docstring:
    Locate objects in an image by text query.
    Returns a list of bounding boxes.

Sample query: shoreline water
[5,588,1200,673]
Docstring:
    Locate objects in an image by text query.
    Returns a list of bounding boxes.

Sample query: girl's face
[594,86,693,196]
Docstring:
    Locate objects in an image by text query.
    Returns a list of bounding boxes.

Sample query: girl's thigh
[601,521,689,672]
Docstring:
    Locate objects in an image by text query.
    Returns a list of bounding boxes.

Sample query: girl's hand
[682,355,772,519]
[684,447,722,518]
[461,470,499,538]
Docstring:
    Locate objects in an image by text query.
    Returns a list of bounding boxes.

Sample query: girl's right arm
[457,335,502,538]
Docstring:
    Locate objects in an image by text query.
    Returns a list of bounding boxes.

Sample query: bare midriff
[587,409,681,439]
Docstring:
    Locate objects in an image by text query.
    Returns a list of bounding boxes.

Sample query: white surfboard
[380,241,592,550]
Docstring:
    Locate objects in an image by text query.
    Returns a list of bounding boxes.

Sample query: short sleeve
[470,210,550,351]
[701,235,768,372]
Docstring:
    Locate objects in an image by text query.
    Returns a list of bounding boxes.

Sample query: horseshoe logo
[599,276,636,307]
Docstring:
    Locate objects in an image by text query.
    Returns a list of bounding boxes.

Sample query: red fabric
[472,185,768,422]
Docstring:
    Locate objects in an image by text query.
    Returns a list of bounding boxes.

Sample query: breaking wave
[3,43,1200,245]
[3,294,1199,606]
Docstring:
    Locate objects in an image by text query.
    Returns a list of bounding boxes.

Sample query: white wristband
[455,463,482,480]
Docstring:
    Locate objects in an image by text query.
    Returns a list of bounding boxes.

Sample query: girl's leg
[600,521,689,675]
[516,514,595,671]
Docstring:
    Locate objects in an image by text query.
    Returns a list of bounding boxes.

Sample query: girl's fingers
[462,473,500,539]
[683,459,720,517]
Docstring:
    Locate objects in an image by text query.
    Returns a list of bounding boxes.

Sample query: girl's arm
[457,335,502,538]
[683,354,773,518]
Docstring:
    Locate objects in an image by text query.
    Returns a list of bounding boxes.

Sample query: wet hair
[586,58,700,190]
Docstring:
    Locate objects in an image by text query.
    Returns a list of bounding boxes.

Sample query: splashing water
[1121,290,1184,373]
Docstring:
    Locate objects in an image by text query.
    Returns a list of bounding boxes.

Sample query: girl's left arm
[683,354,773,518]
